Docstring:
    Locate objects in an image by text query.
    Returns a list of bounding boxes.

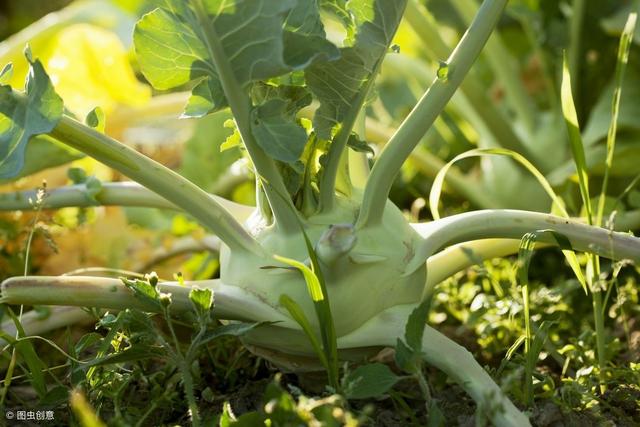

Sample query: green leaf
[0,135,83,184]
[274,254,324,303]
[394,337,415,372]
[343,363,400,399]
[67,167,88,184]
[251,83,312,116]
[189,286,214,317]
[283,0,340,68]
[306,0,407,138]
[0,55,63,179]
[250,98,308,163]
[67,167,103,203]
[4,308,48,398]
[426,401,445,427]
[180,112,240,192]
[85,107,106,133]
[347,133,374,155]
[183,78,226,119]
[278,294,329,369]
[404,299,430,352]
[219,402,236,427]
[561,52,592,223]
[0,63,13,85]
[121,277,160,309]
[134,0,334,118]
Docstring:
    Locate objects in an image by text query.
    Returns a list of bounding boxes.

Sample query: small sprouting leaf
[347,133,374,155]
[68,167,88,184]
[122,277,160,308]
[436,61,449,82]
[219,402,237,426]
[183,78,226,119]
[221,128,242,152]
[85,107,106,133]
[0,53,63,179]
[67,167,103,204]
[506,335,526,361]
[251,99,308,163]
[189,286,214,317]
[343,363,400,399]
[84,177,103,203]
[0,63,13,85]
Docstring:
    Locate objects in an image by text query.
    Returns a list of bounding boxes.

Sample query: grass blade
[596,13,638,226]
[2,307,47,398]
[561,52,592,223]
[429,147,587,293]
[278,294,329,371]
[274,241,339,389]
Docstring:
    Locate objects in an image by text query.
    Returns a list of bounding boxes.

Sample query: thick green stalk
[0,276,294,327]
[348,111,370,190]
[365,118,503,209]
[406,209,640,275]
[190,0,298,234]
[450,0,537,133]
[319,59,383,212]
[0,182,254,221]
[404,0,533,158]
[358,0,508,228]
[47,117,262,255]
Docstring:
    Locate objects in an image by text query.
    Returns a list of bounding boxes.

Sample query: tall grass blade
[276,243,338,388]
[2,307,47,398]
[429,147,587,293]
[561,52,592,224]
[278,294,329,371]
[596,13,638,226]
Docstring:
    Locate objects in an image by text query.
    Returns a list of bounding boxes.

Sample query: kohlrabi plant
[2,1,640,426]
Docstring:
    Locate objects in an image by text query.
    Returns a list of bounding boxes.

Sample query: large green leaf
[0,54,63,179]
[306,0,407,139]
[134,0,338,118]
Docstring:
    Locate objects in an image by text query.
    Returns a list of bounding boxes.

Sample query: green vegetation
[1,1,639,426]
